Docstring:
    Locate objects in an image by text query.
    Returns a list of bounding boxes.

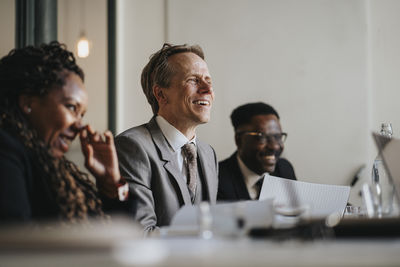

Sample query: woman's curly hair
[0,41,84,112]
[0,42,104,223]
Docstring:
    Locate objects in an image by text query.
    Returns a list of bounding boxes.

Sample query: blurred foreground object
[0,216,141,251]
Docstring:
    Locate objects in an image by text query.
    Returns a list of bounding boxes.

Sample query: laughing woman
[0,42,124,223]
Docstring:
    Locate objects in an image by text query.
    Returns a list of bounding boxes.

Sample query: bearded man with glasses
[218,102,296,201]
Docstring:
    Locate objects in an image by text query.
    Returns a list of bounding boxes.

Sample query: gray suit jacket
[115,117,218,232]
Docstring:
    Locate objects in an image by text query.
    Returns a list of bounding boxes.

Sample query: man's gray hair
[141,43,204,114]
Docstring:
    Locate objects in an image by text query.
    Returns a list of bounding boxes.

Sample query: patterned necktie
[182,143,197,202]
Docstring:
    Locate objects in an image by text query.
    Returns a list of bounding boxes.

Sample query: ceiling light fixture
[76,0,90,58]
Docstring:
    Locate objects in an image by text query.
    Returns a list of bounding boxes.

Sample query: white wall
[117,0,372,193]
[370,0,400,137]
[169,0,370,186]
[116,0,165,132]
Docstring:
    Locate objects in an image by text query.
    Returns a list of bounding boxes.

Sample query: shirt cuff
[117,178,129,201]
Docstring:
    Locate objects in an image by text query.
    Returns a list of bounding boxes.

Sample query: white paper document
[259,174,350,218]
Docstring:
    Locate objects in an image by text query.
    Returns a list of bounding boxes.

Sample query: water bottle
[198,202,213,239]
[371,123,395,217]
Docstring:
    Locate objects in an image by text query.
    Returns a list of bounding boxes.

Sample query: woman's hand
[80,125,121,198]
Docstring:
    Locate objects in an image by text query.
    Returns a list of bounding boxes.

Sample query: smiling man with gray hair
[114,43,218,232]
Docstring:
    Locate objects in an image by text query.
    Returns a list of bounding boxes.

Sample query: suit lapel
[197,141,217,204]
[147,117,192,205]
[230,153,251,200]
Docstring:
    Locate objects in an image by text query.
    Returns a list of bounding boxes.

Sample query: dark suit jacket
[218,152,296,201]
[115,117,218,232]
[0,129,58,222]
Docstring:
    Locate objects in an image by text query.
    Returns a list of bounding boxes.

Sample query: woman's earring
[26,107,31,114]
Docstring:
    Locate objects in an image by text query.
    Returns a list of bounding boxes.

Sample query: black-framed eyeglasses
[237,131,288,144]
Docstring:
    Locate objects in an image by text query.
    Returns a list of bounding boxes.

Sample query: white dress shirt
[237,154,265,200]
[156,116,196,183]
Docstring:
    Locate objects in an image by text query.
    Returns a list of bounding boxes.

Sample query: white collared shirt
[156,116,197,183]
[237,154,266,200]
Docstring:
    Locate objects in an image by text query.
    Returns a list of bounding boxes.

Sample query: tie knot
[182,143,197,162]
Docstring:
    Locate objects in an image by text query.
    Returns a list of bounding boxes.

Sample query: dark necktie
[182,143,197,202]
[255,177,264,200]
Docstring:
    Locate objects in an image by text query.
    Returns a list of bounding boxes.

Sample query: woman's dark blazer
[0,129,58,222]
